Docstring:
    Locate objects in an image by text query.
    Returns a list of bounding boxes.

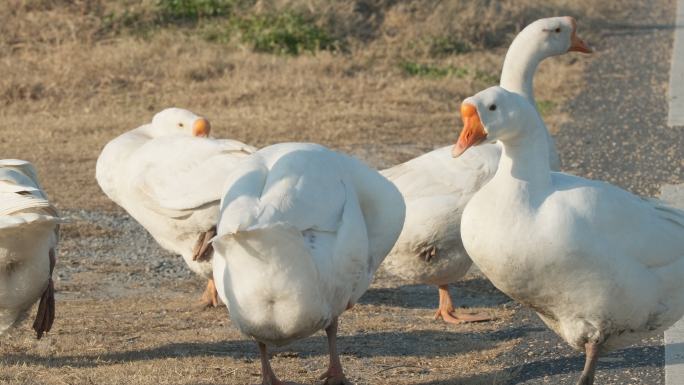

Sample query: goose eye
[489,104,497,111]
[178,123,184,128]
[555,27,561,33]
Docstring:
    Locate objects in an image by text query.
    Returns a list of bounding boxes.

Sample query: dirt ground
[0,1,634,384]
[0,209,516,385]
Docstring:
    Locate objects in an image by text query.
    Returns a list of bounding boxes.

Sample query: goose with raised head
[0,159,60,339]
[381,16,592,324]
[454,86,684,385]
[95,108,256,307]
[211,143,405,385]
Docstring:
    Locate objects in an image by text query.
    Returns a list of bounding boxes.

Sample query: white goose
[211,143,405,385]
[454,86,684,385]
[0,159,60,339]
[381,16,592,323]
[95,108,256,307]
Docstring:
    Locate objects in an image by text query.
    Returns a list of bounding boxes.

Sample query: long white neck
[492,117,553,204]
[499,35,562,171]
[499,34,546,105]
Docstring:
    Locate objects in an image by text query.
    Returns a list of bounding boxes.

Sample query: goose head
[452,86,537,157]
[499,17,592,108]
[148,108,211,138]
[519,16,592,57]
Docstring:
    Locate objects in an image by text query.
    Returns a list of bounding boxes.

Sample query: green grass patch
[428,36,471,57]
[236,11,337,55]
[536,99,557,117]
[399,61,501,84]
[97,3,338,56]
[473,70,499,85]
[156,0,241,21]
[400,62,469,79]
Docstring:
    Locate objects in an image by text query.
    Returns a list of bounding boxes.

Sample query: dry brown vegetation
[0,1,626,384]
[0,272,519,385]
[0,0,616,211]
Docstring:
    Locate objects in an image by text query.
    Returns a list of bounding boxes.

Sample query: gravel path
[556,0,682,196]
[56,208,195,300]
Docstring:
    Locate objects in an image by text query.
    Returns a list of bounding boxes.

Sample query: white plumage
[381,16,591,323]
[212,143,405,385]
[0,159,60,338]
[456,86,684,385]
[95,108,256,306]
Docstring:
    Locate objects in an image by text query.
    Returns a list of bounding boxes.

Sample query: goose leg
[192,226,216,262]
[258,342,282,385]
[198,278,221,308]
[318,317,351,385]
[576,342,600,385]
[33,248,56,339]
[433,285,493,324]
[257,342,302,385]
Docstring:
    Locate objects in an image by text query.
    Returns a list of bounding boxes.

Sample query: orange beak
[192,118,211,137]
[568,17,593,54]
[452,103,487,158]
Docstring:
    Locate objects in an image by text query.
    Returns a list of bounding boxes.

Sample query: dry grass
[0,0,611,211]
[0,1,625,384]
[1,273,518,385]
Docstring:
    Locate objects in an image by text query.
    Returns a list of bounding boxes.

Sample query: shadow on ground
[359,277,511,310]
[414,345,663,385]
[0,327,532,368]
